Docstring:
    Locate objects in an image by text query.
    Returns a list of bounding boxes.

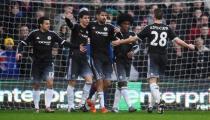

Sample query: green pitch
[0,110,209,120]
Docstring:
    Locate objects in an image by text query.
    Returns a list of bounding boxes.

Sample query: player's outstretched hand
[112,39,121,46]
[80,44,87,53]
[114,27,120,33]
[129,35,138,42]
[64,12,74,20]
[127,51,134,59]
[188,44,195,50]
[16,53,22,61]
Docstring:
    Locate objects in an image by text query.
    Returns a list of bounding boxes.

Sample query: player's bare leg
[45,79,54,113]
[32,83,40,113]
[103,80,111,91]
[67,80,77,112]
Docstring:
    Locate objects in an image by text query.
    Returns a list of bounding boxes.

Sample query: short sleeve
[137,26,150,40]
[168,27,178,41]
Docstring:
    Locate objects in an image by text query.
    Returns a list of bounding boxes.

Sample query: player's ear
[96,14,99,18]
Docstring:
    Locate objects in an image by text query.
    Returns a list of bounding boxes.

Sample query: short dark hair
[79,10,90,19]
[96,8,107,15]
[117,13,133,25]
[170,19,176,24]
[63,4,73,8]
[154,8,163,20]
[38,17,50,25]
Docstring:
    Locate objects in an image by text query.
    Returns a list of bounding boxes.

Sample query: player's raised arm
[173,38,195,50]
[53,31,82,50]
[64,12,76,29]
[168,26,195,50]
[112,35,139,46]
[112,25,150,46]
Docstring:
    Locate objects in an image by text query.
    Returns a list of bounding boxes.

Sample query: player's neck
[120,28,128,33]
[154,19,162,24]
[80,23,87,28]
[97,20,105,25]
[39,28,48,32]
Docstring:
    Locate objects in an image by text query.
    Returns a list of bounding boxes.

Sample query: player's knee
[85,81,92,85]
[46,80,53,89]
[105,80,111,86]
[33,83,40,90]
[118,81,127,89]
[103,80,111,90]
[84,76,93,84]
[96,80,103,91]
[148,77,158,84]
[68,80,76,87]
[97,86,103,92]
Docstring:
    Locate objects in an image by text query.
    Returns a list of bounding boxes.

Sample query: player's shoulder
[106,23,115,28]
[30,29,39,33]
[28,29,39,36]
[160,23,170,29]
[48,30,60,37]
[48,30,58,34]
[143,24,152,30]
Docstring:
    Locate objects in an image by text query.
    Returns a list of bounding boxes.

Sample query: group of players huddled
[16,7,195,114]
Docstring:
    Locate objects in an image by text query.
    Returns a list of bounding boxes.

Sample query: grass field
[0,110,210,120]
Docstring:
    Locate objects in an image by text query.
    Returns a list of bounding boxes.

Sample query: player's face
[41,20,50,31]
[121,21,130,32]
[97,12,107,24]
[195,38,204,48]
[80,15,90,27]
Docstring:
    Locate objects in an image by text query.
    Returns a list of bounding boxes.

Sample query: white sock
[121,87,132,107]
[149,96,156,108]
[98,91,105,108]
[67,85,75,109]
[150,83,161,105]
[45,88,53,108]
[81,83,92,105]
[33,90,40,109]
[113,88,121,109]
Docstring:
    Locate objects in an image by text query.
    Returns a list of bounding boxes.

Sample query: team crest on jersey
[47,36,52,40]
[36,37,40,39]
[104,27,108,31]
[92,26,95,29]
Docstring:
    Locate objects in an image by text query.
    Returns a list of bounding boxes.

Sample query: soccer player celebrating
[87,8,118,113]
[64,10,93,112]
[16,17,81,113]
[112,8,195,114]
[111,13,138,113]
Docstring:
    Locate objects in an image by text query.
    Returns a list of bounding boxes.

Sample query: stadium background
[0,0,210,111]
